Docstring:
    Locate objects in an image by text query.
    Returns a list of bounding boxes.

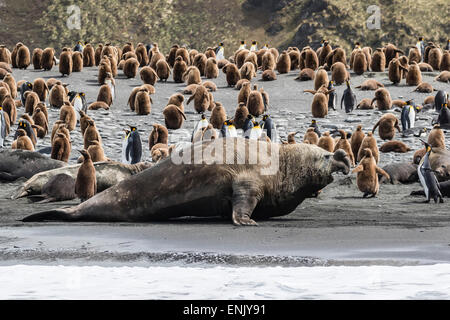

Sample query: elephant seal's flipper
[22,209,77,222]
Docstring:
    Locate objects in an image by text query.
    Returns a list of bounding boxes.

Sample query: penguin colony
[0,38,449,203]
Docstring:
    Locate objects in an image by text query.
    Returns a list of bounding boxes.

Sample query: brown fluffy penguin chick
[222,63,240,87]
[2,95,16,124]
[59,48,73,76]
[173,56,187,83]
[357,132,379,163]
[98,60,112,84]
[134,89,152,115]
[276,51,291,74]
[79,140,107,163]
[72,51,83,72]
[334,130,355,166]
[350,125,365,160]
[371,88,392,110]
[123,58,139,78]
[187,85,210,114]
[183,66,202,85]
[14,129,34,151]
[356,98,374,110]
[75,149,97,202]
[163,104,186,130]
[148,124,169,151]
[32,48,43,70]
[151,143,170,163]
[97,84,113,106]
[49,84,68,108]
[331,62,349,85]
[406,62,422,86]
[83,119,102,150]
[88,101,110,110]
[50,121,66,143]
[59,101,77,131]
[167,93,185,111]
[239,62,256,81]
[238,81,251,105]
[156,59,171,82]
[233,102,249,129]
[262,70,277,81]
[32,78,49,101]
[32,107,48,138]
[428,124,445,149]
[314,68,329,90]
[24,91,39,115]
[205,58,219,79]
[202,81,217,92]
[310,92,328,118]
[355,79,384,91]
[79,110,91,136]
[51,132,71,162]
[372,113,401,140]
[247,85,265,117]
[379,141,411,153]
[303,128,319,145]
[3,73,17,99]
[317,131,335,152]
[210,102,227,129]
[353,148,389,198]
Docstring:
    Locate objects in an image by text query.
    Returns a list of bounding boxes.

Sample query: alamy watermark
[67,5,81,30]
[366,5,381,30]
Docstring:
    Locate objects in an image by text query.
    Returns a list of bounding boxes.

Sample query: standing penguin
[434,90,448,112]
[327,81,337,111]
[0,105,8,147]
[104,72,116,103]
[418,141,444,203]
[436,103,450,127]
[215,42,225,61]
[75,149,97,202]
[401,100,418,131]
[20,82,33,106]
[238,41,246,51]
[260,115,277,142]
[68,91,88,117]
[242,114,254,137]
[192,114,209,142]
[246,120,263,140]
[220,120,238,138]
[74,41,84,53]
[123,125,142,165]
[250,41,258,52]
[417,37,425,61]
[309,119,321,137]
[341,80,356,113]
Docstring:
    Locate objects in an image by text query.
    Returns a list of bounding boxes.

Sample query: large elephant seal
[379,162,418,184]
[14,161,152,199]
[0,149,67,182]
[23,138,351,226]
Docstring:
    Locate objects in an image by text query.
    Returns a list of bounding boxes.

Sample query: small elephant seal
[15,161,153,199]
[23,138,351,226]
[27,174,76,203]
[0,149,67,182]
[380,163,418,184]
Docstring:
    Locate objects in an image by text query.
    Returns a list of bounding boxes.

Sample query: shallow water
[1,264,450,299]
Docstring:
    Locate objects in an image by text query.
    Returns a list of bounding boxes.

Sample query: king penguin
[401,100,417,131]
[436,103,450,127]
[238,41,246,51]
[446,40,450,51]
[250,41,258,52]
[0,105,7,148]
[192,114,209,142]
[105,73,116,103]
[242,114,254,138]
[260,114,278,142]
[74,41,84,53]
[327,81,337,111]
[20,82,33,106]
[122,125,142,165]
[417,37,425,61]
[247,120,262,140]
[68,91,88,120]
[261,43,269,50]
[14,119,37,146]
[220,120,238,138]
[418,140,443,203]
[341,80,356,113]
[310,119,321,137]
[215,42,225,61]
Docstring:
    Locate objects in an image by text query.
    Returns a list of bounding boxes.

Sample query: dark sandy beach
[1,64,449,267]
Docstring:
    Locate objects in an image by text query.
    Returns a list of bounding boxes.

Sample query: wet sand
[1,63,449,267]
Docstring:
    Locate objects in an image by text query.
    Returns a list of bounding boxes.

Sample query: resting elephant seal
[14,161,152,199]
[379,162,418,184]
[428,148,450,181]
[23,138,351,226]
[0,149,67,182]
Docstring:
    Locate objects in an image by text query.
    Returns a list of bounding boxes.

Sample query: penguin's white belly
[409,110,415,128]
[418,166,429,199]
[121,138,131,164]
